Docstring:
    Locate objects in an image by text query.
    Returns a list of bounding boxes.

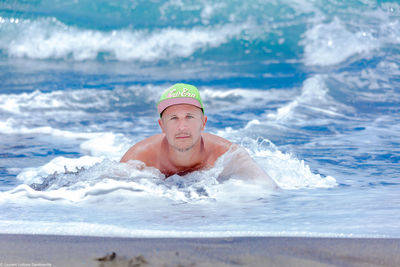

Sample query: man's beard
[172,143,196,152]
[172,133,198,152]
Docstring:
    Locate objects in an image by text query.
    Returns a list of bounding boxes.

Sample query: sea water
[0,0,399,238]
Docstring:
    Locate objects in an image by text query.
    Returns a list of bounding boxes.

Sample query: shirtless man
[120,83,277,187]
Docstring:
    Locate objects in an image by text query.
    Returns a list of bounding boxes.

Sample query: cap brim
[158,98,202,114]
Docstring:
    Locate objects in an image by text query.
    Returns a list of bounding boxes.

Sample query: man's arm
[120,143,144,163]
[120,134,162,164]
[219,145,279,189]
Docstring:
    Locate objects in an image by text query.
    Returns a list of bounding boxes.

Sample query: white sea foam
[266,75,350,122]
[302,17,379,66]
[303,9,400,67]
[0,118,103,138]
[332,60,400,95]
[0,219,361,238]
[0,90,64,114]
[1,17,247,61]
[9,136,336,206]
[80,133,131,160]
[0,87,155,114]
[242,137,337,189]
[0,89,98,115]
[16,156,105,184]
[202,87,297,118]
[0,86,161,147]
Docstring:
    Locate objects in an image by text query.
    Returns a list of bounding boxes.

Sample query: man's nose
[177,119,187,130]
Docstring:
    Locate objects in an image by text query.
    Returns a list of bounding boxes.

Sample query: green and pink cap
[157,83,204,115]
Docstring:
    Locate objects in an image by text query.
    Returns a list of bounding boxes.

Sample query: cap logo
[158,83,203,115]
[167,87,196,98]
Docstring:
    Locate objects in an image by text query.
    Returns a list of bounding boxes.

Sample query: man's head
[157,84,207,152]
[157,83,204,117]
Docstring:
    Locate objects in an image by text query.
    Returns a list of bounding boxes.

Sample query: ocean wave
[4,137,337,205]
[301,17,379,66]
[242,137,337,189]
[266,75,351,122]
[301,13,400,66]
[2,1,398,66]
[0,16,247,61]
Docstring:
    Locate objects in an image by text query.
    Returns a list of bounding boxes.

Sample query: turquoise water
[0,0,399,238]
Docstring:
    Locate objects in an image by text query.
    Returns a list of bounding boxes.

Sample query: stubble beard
[172,134,199,153]
[173,144,196,153]
[172,138,196,152]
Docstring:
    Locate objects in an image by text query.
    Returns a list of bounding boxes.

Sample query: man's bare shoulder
[202,132,231,145]
[120,134,163,163]
[202,132,232,156]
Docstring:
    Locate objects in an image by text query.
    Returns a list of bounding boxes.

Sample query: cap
[157,83,204,115]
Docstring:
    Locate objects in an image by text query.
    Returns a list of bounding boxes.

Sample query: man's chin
[172,143,195,153]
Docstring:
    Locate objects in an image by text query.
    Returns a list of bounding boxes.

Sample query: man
[120,83,277,187]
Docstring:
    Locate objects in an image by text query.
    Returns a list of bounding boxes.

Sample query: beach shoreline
[0,234,399,267]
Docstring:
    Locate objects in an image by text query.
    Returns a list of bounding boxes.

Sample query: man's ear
[201,115,208,131]
[158,118,165,133]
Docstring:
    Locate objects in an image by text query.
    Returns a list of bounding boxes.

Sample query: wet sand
[0,234,399,267]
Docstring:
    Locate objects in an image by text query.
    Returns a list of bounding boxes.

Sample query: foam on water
[0,218,361,238]
[0,16,248,61]
[302,17,379,66]
[243,138,336,189]
[6,137,336,204]
[0,85,163,147]
[0,118,99,138]
[301,4,400,67]
[0,85,161,115]
[1,1,399,67]
[266,75,352,123]
[0,134,339,237]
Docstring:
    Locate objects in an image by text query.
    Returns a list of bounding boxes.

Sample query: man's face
[159,104,207,152]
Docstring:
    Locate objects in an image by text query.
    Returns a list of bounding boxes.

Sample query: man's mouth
[175,134,191,139]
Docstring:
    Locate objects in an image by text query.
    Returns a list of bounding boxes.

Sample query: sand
[0,234,399,267]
